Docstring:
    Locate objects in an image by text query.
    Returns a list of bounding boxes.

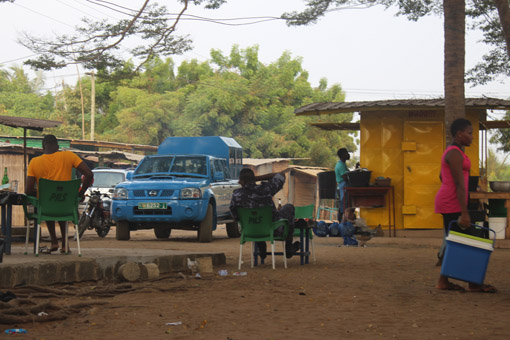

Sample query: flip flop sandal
[39,246,57,254]
[437,282,466,292]
[468,284,497,293]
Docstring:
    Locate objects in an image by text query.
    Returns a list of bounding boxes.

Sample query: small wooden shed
[243,158,327,212]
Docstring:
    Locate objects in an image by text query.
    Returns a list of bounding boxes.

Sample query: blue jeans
[337,181,346,221]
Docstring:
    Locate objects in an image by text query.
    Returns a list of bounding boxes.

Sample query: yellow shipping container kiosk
[295,98,510,231]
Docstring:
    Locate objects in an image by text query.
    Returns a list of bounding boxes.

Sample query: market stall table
[344,186,396,237]
[470,191,510,239]
[294,219,313,265]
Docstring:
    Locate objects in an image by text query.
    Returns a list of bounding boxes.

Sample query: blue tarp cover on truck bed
[157,136,241,159]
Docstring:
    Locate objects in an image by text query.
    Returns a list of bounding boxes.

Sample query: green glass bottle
[2,167,8,185]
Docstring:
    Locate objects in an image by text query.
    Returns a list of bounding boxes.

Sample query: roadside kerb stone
[0,250,226,288]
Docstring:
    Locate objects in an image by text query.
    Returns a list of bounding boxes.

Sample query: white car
[80,168,130,211]
[89,168,129,196]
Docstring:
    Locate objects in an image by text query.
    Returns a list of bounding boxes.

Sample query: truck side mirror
[126,171,133,181]
[213,172,225,181]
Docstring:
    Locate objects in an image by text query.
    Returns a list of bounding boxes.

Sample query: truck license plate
[138,202,167,209]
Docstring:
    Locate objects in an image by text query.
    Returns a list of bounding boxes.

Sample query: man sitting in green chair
[229,168,300,259]
[25,134,93,253]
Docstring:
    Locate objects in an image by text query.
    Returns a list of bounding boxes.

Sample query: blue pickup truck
[111,136,242,242]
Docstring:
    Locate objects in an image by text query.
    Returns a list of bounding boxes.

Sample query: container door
[402,121,444,229]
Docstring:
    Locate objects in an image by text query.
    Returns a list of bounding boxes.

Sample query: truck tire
[154,228,171,239]
[116,221,131,240]
[226,221,241,238]
[198,203,214,243]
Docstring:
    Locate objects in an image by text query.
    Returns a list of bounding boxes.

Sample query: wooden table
[470,191,510,239]
[345,186,396,237]
[0,191,25,255]
[294,219,313,265]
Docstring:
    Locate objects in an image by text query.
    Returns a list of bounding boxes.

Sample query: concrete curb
[0,250,226,288]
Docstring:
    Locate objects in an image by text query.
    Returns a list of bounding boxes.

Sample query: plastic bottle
[1,167,8,185]
[5,329,27,334]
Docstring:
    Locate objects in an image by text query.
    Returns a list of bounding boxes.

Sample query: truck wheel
[154,228,171,239]
[226,221,241,238]
[198,203,214,243]
[116,221,131,240]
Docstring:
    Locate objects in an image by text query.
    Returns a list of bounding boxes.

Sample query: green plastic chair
[294,204,316,263]
[237,206,289,270]
[23,178,82,256]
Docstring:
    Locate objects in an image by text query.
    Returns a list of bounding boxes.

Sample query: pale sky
[0,0,508,107]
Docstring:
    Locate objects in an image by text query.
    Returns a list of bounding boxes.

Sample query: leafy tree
[0,43,355,167]
[0,66,55,136]
[8,0,510,85]
[94,45,355,167]
[486,148,510,181]
[283,1,510,85]
[281,0,510,146]
[466,0,510,85]
[17,0,226,73]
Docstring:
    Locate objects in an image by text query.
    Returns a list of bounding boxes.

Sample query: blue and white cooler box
[440,229,495,285]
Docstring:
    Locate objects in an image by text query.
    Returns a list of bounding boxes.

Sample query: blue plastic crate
[440,230,495,285]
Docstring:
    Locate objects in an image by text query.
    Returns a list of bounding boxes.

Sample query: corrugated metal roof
[310,122,361,131]
[0,142,142,162]
[285,165,330,176]
[0,115,61,130]
[76,149,144,162]
[479,121,510,129]
[243,158,306,166]
[310,121,510,131]
[295,98,510,116]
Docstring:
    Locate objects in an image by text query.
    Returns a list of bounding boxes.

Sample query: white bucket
[488,217,506,240]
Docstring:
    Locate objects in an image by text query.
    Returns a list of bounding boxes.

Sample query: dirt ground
[2,225,510,340]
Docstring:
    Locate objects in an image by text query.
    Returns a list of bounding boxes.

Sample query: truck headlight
[180,188,201,199]
[113,188,128,199]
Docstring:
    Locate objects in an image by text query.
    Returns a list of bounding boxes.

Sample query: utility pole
[88,71,96,141]
[76,65,85,140]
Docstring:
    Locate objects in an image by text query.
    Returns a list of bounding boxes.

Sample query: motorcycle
[78,190,113,238]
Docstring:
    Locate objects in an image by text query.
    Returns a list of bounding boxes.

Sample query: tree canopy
[282,0,510,85]
[11,0,509,84]
[0,46,356,168]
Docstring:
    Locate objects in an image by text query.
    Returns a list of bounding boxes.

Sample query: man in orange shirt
[25,135,93,253]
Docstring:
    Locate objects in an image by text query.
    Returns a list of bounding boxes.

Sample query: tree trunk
[495,0,510,59]
[443,0,466,145]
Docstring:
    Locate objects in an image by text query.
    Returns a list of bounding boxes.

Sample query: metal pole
[23,128,27,190]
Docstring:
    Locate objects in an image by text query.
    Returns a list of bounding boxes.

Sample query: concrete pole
[76,65,85,140]
[90,71,95,141]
